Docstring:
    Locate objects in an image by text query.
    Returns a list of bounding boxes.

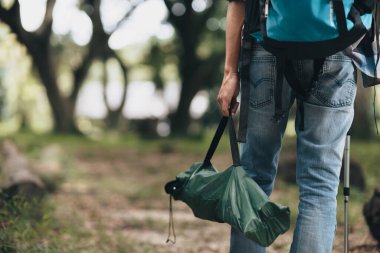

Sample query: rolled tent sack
[164,115,290,247]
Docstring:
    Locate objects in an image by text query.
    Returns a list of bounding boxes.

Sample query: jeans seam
[302,100,354,110]
[249,96,273,108]
[251,56,275,62]
[309,79,356,108]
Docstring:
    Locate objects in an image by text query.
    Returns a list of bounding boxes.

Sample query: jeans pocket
[308,53,356,108]
[249,51,275,109]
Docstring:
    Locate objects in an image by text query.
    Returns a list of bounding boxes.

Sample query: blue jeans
[230,44,356,253]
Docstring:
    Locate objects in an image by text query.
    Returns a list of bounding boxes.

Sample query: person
[217,0,357,252]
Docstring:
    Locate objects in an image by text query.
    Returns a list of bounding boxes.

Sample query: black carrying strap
[203,114,241,167]
[228,114,241,166]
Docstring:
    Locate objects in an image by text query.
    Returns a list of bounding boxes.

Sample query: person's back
[217,0,375,252]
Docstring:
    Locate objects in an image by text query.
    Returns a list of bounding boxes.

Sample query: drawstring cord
[166,195,176,244]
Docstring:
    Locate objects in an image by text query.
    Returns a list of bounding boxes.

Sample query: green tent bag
[164,115,290,247]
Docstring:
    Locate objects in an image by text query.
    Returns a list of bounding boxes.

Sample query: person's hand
[217,72,240,116]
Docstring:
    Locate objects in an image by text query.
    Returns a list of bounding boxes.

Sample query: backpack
[260,0,373,58]
[237,0,379,142]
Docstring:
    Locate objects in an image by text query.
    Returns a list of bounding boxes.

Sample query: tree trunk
[102,52,129,131]
[106,111,121,130]
[0,1,79,133]
[170,78,199,134]
[30,41,75,132]
[163,0,222,135]
[169,50,224,135]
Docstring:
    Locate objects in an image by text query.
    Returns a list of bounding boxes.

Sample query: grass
[0,131,379,252]
[6,129,232,156]
[0,196,63,252]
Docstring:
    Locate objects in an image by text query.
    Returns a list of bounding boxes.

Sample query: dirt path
[38,146,379,253]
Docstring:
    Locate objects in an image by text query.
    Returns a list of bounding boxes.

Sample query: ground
[1,133,380,252]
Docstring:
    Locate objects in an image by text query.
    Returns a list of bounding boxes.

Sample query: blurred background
[0,0,379,252]
[0,0,231,138]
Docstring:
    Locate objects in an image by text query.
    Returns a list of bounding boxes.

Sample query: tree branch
[101,52,128,115]
[196,4,218,32]
[0,1,28,44]
[35,0,56,37]
[112,0,144,33]
[0,3,7,17]
[110,51,129,113]
[190,52,224,88]
[101,57,112,112]
[70,49,95,103]
[163,0,179,28]
[69,0,100,103]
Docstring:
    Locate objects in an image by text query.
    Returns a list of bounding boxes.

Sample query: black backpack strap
[273,54,286,122]
[353,0,376,15]
[238,37,252,143]
[281,58,325,130]
[283,58,325,97]
[237,0,259,143]
[332,0,349,35]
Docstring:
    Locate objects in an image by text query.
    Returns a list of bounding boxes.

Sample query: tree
[0,0,137,133]
[0,0,85,132]
[163,0,226,134]
[89,0,132,130]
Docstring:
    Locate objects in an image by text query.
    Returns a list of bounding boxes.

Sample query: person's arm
[217,1,245,116]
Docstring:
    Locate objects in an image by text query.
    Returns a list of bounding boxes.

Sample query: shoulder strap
[238,0,259,142]
[242,0,260,35]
